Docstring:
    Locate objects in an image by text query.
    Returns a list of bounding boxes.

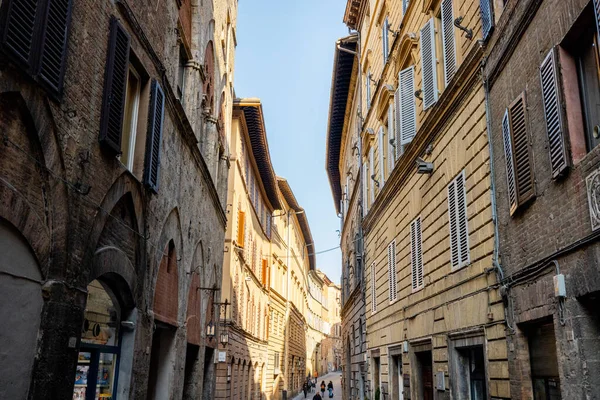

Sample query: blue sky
[234,0,349,284]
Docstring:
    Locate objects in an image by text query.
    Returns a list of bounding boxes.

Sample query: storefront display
[73,280,121,400]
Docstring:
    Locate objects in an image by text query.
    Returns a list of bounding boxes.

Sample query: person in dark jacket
[312,392,322,400]
[303,381,309,398]
[320,381,326,396]
[327,380,334,397]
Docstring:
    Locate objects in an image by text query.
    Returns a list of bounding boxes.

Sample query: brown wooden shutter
[540,48,569,178]
[37,0,73,96]
[0,0,43,68]
[144,79,165,193]
[508,93,535,211]
[99,17,130,154]
[237,210,245,247]
[262,259,267,286]
[502,110,518,214]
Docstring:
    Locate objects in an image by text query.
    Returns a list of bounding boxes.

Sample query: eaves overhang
[234,98,282,210]
[326,35,358,215]
[277,177,316,271]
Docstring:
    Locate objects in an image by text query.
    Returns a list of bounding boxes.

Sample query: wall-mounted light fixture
[416,157,434,174]
[454,17,473,40]
[414,89,423,100]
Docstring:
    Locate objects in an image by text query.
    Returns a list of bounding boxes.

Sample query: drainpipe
[481,61,514,332]
[282,209,292,400]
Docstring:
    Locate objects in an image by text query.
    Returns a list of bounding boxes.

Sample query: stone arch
[0,91,68,275]
[202,41,216,116]
[0,217,44,399]
[393,33,419,77]
[83,173,144,290]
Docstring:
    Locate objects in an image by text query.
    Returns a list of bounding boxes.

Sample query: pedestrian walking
[302,381,309,398]
[320,381,326,397]
[327,381,334,398]
[312,392,322,400]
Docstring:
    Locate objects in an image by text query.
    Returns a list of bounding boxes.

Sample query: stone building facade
[326,31,368,399]
[0,0,236,398]
[483,0,600,398]
[329,0,511,399]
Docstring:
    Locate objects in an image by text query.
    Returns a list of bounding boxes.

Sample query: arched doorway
[0,218,43,399]
[74,274,135,400]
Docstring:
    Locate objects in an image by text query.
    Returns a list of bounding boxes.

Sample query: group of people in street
[302,375,334,399]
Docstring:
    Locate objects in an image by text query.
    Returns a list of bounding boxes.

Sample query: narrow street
[293,372,343,400]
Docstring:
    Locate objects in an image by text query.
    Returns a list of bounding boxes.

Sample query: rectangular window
[363,161,369,216]
[447,171,470,269]
[451,340,487,399]
[382,17,389,65]
[0,0,73,97]
[502,93,535,215]
[237,211,245,248]
[420,18,439,109]
[388,240,397,302]
[177,44,188,103]
[387,105,395,174]
[410,217,423,291]
[371,262,377,313]
[403,0,410,14]
[378,127,386,185]
[441,0,457,86]
[369,147,375,203]
[367,69,372,109]
[397,66,417,157]
[121,65,142,171]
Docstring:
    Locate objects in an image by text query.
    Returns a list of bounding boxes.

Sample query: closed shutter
[262,259,268,286]
[367,69,372,109]
[508,93,535,211]
[237,210,246,247]
[378,127,385,185]
[387,105,395,173]
[99,18,131,154]
[371,262,377,313]
[593,0,600,59]
[502,110,518,213]
[420,18,438,109]
[38,0,73,95]
[394,87,402,159]
[1,0,42,66]
[382,17,389,64]
[362,161,369,216]
[410,217,423,290]
[369,147,375,202]
[479,0,494,41]
[441,0,456,86]
[399,66,417,148]
[388,241,397,302]
[143,79,165,193]
[448,171,470,269]
[540,48,569,178]
[403,0,410,14]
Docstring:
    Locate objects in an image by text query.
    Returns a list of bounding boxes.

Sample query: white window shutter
[540,48,569,178]
[403,0,410,14]
[383,17,389,64]
[388,241,397,302]
[502,110,517,213]
[378,127,385,185]
[371,262,377,313]
[394,87,402,159]
[456,171,469,265]
[410,217,423,290]
[479,0,494,40]
[448,171,469,269]
[362,160,369,216]
[346,175,350,213]
[399,66,417,147]
[441,0,457,86]
[420,18,438,109]
[387,105,395,173]
[367,69,372,109]
[369,147,375,203]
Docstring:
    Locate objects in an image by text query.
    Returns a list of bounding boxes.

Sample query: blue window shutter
[382,17,389,64]
[441,0,456,86]
[144,80,165,193]
[479,0,494,41]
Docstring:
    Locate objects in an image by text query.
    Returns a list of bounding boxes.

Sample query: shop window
[525,320,561,400]
[561,4,600,157]
[74,280,121,400]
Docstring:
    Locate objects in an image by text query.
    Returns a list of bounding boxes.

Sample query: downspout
[282,209,291,399]
[481,61,514,332]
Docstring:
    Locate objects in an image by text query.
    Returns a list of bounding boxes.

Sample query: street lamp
[206,320,215,340]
